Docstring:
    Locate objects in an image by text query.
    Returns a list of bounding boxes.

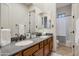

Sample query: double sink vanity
[0,36,53,56]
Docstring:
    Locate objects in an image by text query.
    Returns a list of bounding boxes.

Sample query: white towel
[0,29,11,46]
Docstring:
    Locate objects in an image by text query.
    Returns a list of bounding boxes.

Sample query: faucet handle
[20,34,26,40]
[15,33,19,37]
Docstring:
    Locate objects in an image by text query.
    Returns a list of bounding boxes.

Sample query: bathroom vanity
[0,36,53,56]
[15,36,53,56]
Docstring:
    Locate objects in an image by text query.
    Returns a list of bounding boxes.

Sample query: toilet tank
[0,29,11,46]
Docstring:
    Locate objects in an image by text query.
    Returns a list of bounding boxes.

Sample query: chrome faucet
[15,33,26,41]
[19,34,26,40]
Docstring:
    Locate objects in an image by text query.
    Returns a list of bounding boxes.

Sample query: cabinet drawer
[33,48,43,56]
[40,41,43,48]
[23,44,39,56]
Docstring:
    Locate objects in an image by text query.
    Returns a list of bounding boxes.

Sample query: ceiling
[56,3,71,8]
[24,3,71,9]
[24,3,32,6]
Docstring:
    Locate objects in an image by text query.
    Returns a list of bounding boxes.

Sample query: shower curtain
[56,16,72,47]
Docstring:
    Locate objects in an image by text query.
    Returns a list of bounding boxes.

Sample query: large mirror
[0,3,52,38]
[39,12,51,29]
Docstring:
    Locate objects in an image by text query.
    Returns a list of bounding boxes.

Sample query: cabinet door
[40,41,43,48]
[44,44,49,56]
[50,38,53,52]
[33,48,43,56]
[44,39,48,46]
[23,44,39,56]
[48,37,53,52]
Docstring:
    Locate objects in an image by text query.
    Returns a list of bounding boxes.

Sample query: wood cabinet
[33,48,43,56]
[39,41,43,48]
[16,51,22,56]
[44,44,49,56]
[33,41,44,56]
[50,38,53,52]
[48,37,53,52]
[15,36,53,56]
[23,44,39,56]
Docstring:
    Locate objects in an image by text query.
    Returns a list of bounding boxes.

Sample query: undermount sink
[40,36,48,38]
[15,40,33,46]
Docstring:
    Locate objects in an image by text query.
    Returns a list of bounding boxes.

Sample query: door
[56,4,75,56]
[64,4,75,56]
[67,16,75,56]
[72,4,79,56]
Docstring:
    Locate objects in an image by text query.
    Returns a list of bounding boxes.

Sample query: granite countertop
[0,36,51,56]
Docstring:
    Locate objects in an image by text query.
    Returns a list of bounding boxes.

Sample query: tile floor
[57,45,73,56]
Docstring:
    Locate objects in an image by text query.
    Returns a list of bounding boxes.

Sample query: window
[41,16,51,29]
[44,16,47,28]
[58,13,65,18]
[42,17,43,25]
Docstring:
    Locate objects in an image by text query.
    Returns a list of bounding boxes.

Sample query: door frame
[56,3,76,56]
